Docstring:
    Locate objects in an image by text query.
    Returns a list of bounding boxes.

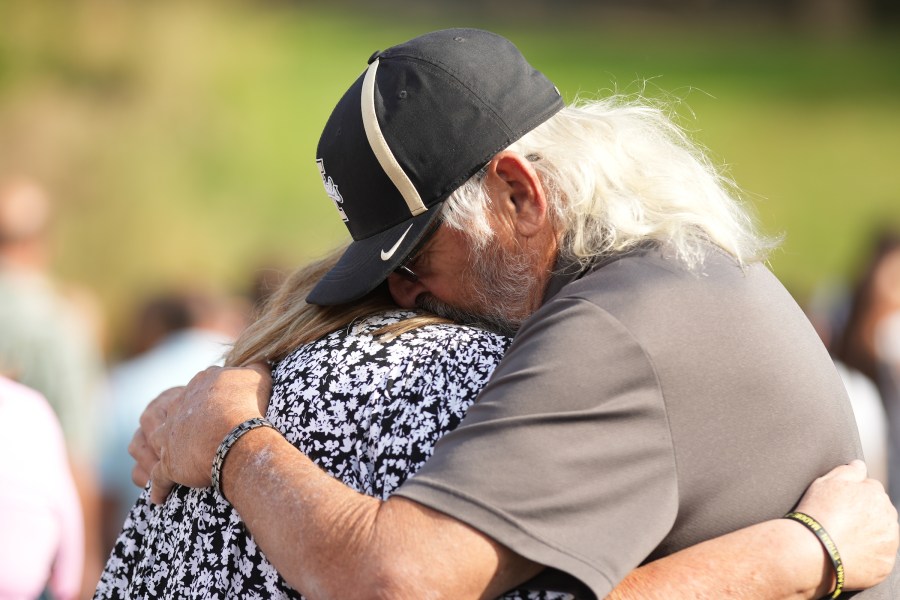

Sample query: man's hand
[142,364,272,504]
[129,386,183,488]
[794,460,899,592]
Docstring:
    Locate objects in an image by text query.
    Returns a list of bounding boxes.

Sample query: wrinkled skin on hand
[795,460,899,592]
[128,386,184,488]
[129,364,273,504]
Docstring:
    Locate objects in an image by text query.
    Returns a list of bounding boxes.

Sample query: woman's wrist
[767,517,834,599]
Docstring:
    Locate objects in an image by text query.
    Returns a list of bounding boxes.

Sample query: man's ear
[486,151,548,238]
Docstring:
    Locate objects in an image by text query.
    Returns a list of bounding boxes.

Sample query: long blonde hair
[225,247,452,367]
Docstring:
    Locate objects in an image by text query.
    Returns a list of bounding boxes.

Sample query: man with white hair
[138,29,899,598]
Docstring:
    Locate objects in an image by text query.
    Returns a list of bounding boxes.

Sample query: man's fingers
[248,362,273,414]
[128,386,186,490]
[846,459,868,477]
[848,458,866,468]
[820,459,868,482]
[131,464,151,489]
[248,361,271,377]
[149,446,176,504]
[128,427,156,488]
[149,468,175,504]
[140,386,183,433]
[128,427,148,462]
[147,424,165,459]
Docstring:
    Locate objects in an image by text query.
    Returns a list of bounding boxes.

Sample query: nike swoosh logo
[380,224,415,261]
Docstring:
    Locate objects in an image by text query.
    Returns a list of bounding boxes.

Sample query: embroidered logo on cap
[317,159,348,222]
[380,223,414,261]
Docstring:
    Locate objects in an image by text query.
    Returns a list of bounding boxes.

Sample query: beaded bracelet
[211,417,277,498]
[783,511,844,599]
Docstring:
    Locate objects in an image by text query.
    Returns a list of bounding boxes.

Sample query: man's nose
[387,272,427,308]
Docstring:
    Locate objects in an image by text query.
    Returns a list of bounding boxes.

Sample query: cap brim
[306,203,444,306]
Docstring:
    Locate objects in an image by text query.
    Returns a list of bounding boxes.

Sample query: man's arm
[139,367,898,599]
[221,425,541,599]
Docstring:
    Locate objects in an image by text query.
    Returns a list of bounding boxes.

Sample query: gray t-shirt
[396,244,899,598]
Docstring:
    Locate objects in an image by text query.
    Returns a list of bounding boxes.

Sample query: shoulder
[570,245,746,292]
[398,322,511,355]
[385,318,512,384]
[341,309,511,358]
[547,246,778,325]
[275,310,511,382]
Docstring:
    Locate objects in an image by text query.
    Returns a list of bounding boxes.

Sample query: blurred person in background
[833,231,900,508]
[0,375,84,600]
[98,289,241,554]
[0,177,107,595]
[807,280,890,489]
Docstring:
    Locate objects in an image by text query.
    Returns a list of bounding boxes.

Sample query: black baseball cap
[307,28,564,306]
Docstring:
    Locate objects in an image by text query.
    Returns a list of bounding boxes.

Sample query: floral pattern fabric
[95,310,571,599]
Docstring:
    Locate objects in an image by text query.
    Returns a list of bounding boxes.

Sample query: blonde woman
[96,249,535,598]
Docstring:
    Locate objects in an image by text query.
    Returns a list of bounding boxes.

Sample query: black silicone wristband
[783,511,844,599]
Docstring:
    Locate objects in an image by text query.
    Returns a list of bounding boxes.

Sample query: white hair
[443,96,777,269]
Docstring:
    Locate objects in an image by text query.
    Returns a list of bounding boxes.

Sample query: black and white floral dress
[95,310,571,599]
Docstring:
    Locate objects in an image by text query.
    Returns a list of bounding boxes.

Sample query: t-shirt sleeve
[394,297,679,599]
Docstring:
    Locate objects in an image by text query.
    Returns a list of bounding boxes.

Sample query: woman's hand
[793,460,898,592]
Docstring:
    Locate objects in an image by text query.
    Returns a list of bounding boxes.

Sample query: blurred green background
[2,0,899,357]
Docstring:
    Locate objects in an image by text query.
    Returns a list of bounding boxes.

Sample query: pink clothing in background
[0,376,83,600]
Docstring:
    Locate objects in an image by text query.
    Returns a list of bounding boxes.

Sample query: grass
[1,1,899,353]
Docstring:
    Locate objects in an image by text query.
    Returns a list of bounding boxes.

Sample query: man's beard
[416,237,543,338]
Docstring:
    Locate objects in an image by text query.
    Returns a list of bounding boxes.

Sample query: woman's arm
[611,461,897,599]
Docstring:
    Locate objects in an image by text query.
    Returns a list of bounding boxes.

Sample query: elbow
[299,570,415,600]
[364,553,434,600]
[339,552,424,600]
[290,544,424,600]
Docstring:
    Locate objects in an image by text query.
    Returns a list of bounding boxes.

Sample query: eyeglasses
[394,215,443,283]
